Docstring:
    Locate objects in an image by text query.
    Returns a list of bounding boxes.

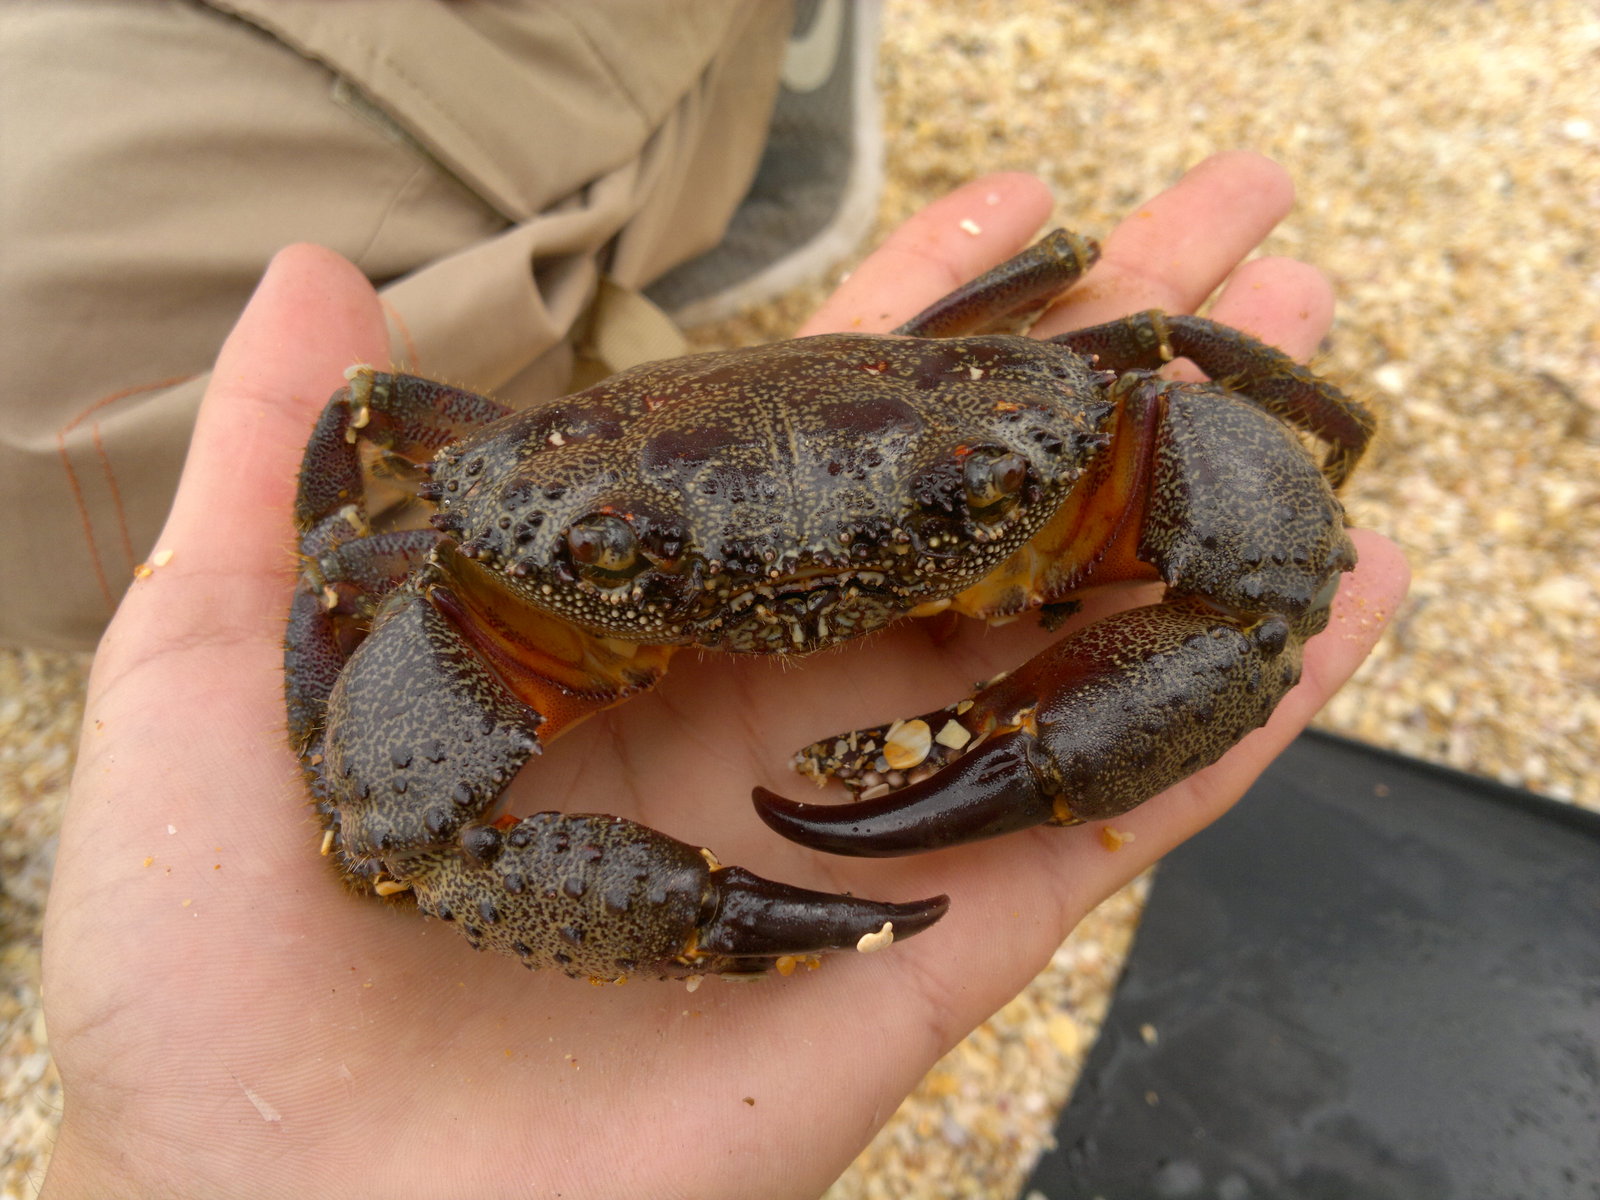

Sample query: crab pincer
[685,865,948,977]
[401,810,946,980]
[753,599,1309,857]
[754,729,1058,857]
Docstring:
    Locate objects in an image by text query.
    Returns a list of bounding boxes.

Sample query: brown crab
[285,229,1374,983]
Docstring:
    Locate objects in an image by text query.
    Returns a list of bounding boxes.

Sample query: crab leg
[288,367,515,750]
[894,228,1101,338]
[1050,311,1376,487]
[292,367,513,532]
[408,810,949,980]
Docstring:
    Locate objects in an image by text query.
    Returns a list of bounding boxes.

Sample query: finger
[1201,256,1335,360]
[170,243,388,557]
[1036,150,1296,333]
[107,245,387,653]
[800,172,1054,336]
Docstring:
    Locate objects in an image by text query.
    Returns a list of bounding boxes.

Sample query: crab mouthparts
[718,570,902,653]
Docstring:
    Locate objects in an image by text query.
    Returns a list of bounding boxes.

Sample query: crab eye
[566,514,644,580]
[963,449,1028,520]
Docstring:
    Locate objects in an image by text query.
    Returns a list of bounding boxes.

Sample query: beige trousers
[1,0,792,649]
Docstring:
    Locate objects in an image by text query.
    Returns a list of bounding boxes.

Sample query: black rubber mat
[1021,731,1600,1200]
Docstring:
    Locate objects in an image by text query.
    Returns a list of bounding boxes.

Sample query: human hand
[42,152,1408,1199]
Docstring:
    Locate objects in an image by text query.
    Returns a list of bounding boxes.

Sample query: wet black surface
[1023,731,1600,1200]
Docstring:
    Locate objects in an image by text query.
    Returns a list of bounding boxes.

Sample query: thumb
[100,244,389,667]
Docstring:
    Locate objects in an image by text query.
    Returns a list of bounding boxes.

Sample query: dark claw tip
[697,865,947,963]
[876,892,952,941]
[753,730,1058,857]
[753,784,959,858]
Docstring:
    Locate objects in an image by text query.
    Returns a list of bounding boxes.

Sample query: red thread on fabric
[57,375,197,613]
[381,298,419,374]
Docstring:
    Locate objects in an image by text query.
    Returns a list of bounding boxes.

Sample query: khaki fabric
[0,0,792,649]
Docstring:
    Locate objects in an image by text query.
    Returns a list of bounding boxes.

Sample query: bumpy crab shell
[423,333,1116,655]
[286,228,1374,982]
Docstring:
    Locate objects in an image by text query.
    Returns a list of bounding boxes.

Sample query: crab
[285,228,1375,983]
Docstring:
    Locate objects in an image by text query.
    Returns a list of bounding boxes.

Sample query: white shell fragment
[856,922,896,954]
[882,719,933,770]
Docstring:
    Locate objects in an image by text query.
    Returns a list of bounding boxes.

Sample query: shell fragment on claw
[856,922,896,954]
[882,719,933,771]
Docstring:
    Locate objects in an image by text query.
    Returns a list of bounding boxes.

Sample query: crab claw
[758,597,1323,862]
[753,730,1056,858]
[697,867,949,974]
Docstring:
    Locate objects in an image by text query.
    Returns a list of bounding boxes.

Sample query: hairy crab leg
[292,368,513,532]
[894,228,1101,338]
[1049,312,1376,487]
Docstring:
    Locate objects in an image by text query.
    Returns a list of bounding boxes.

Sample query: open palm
[43,154,1407,1200]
